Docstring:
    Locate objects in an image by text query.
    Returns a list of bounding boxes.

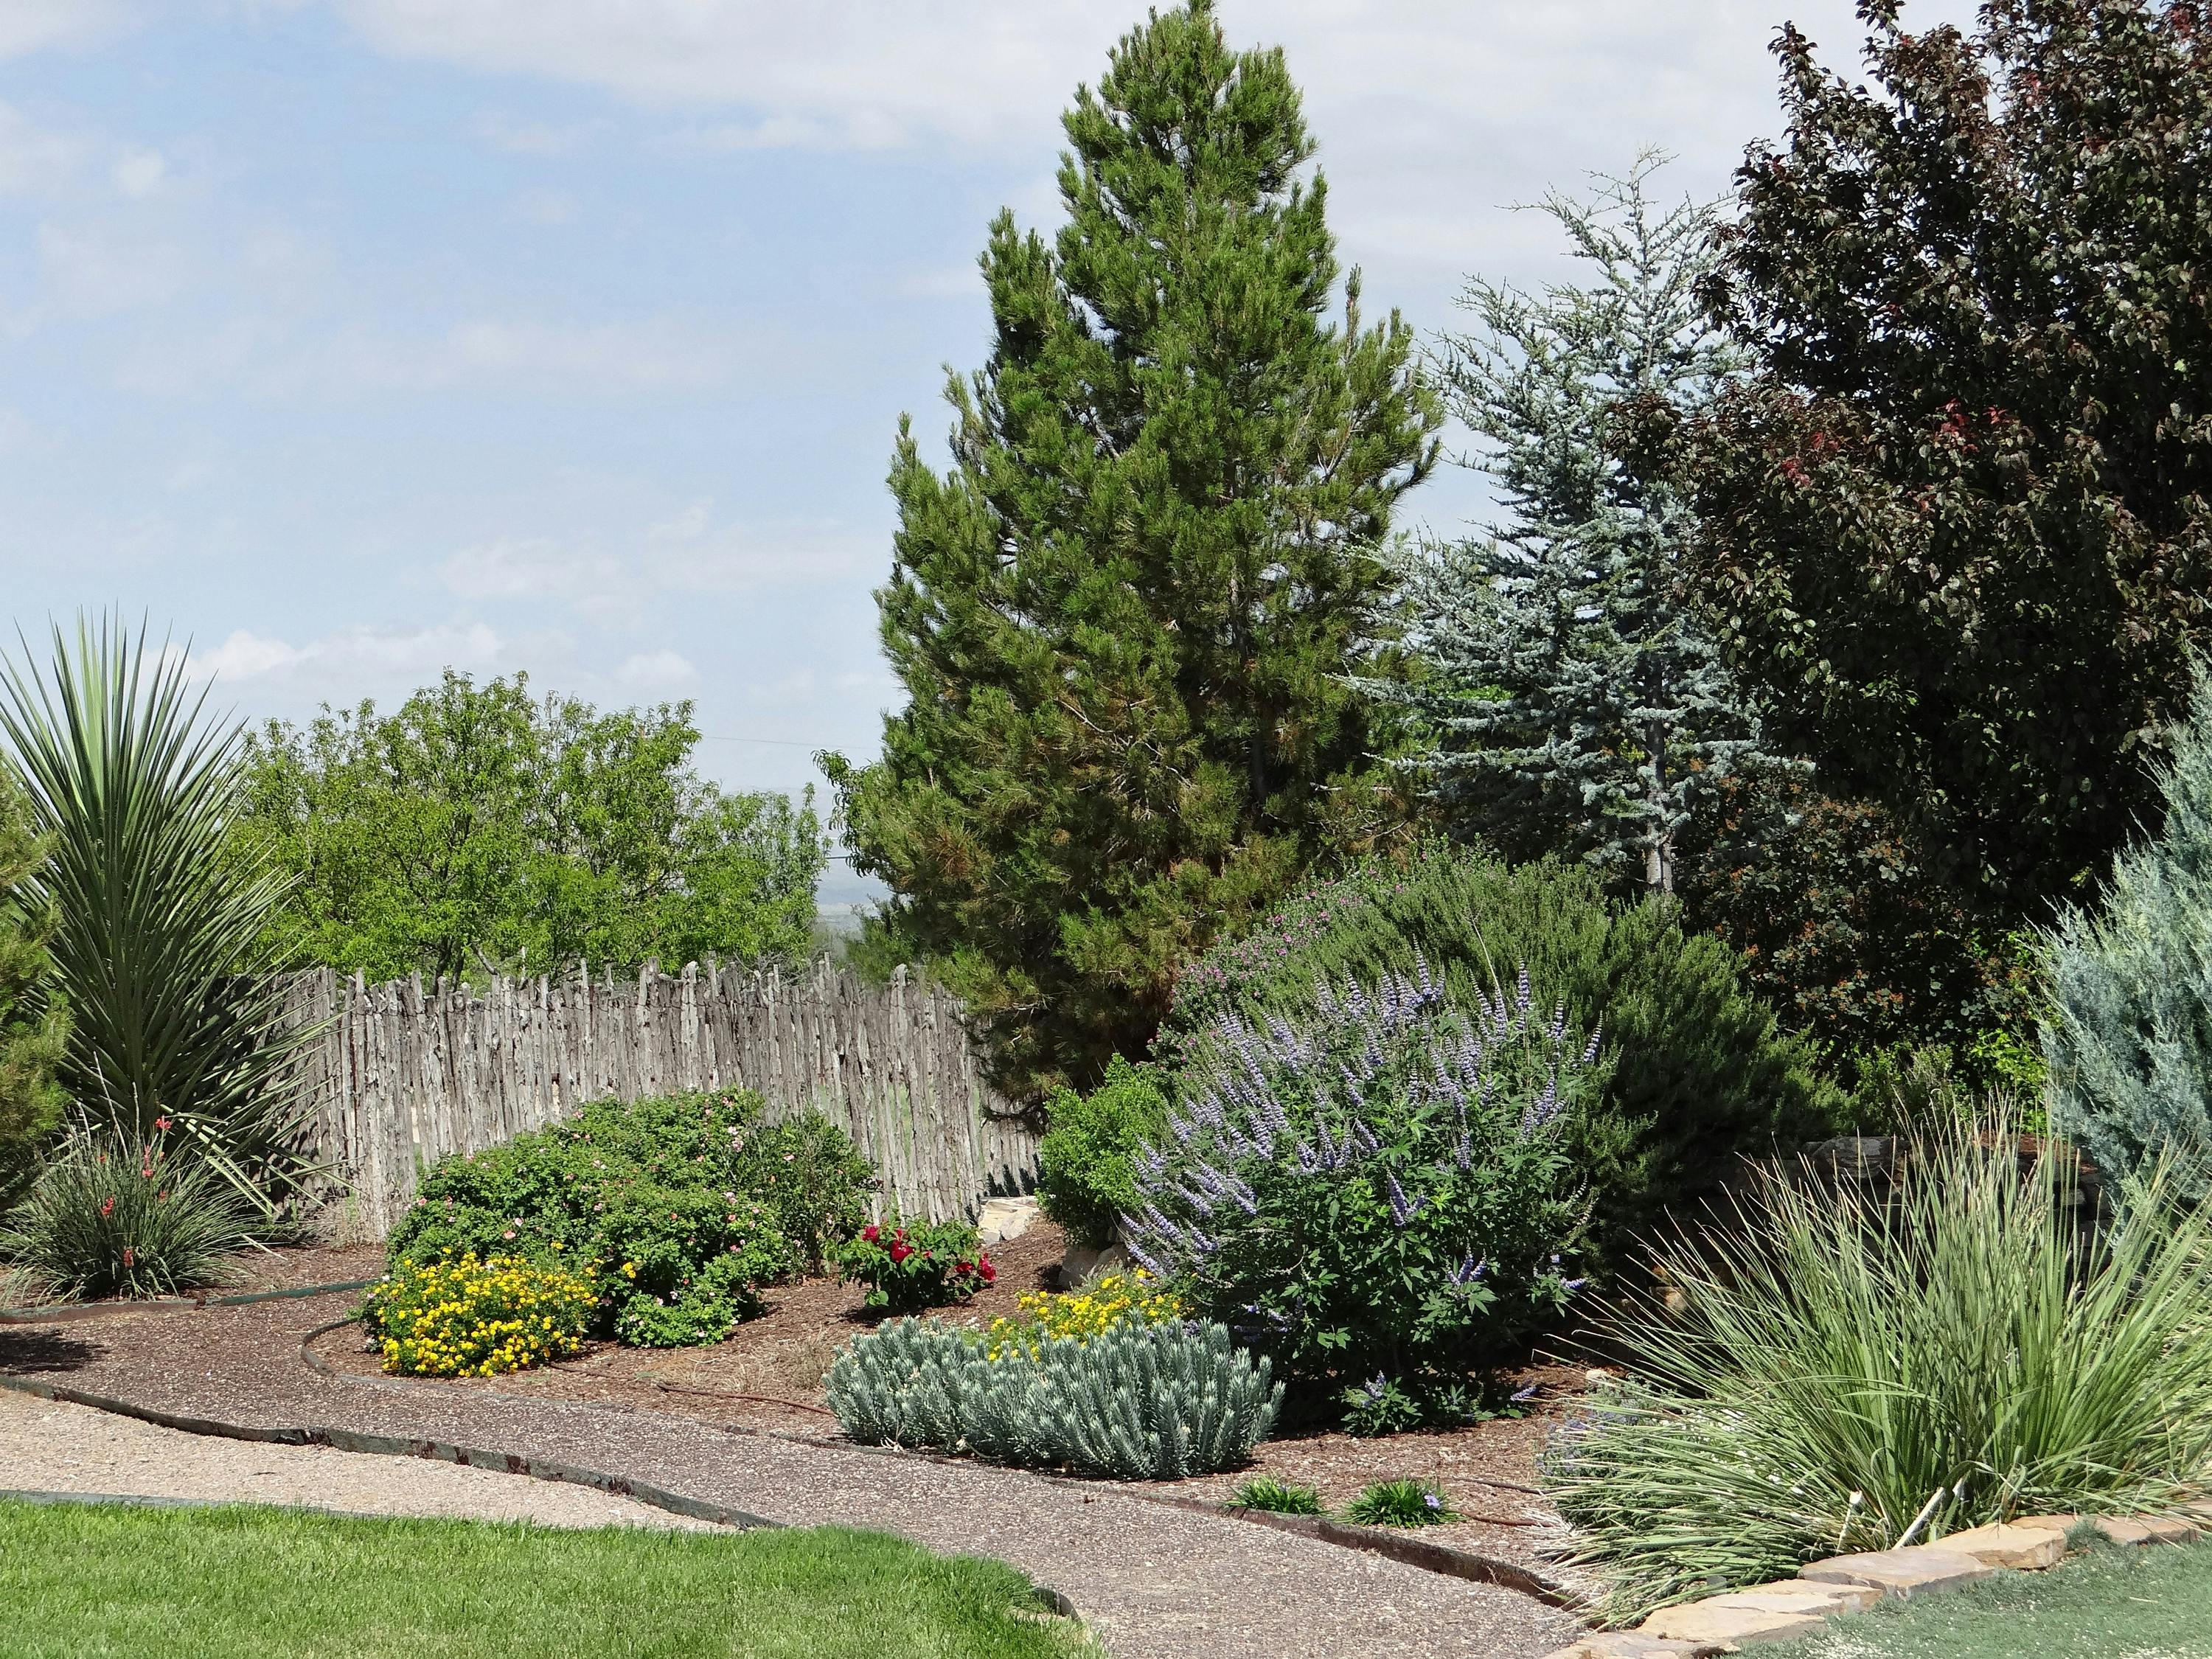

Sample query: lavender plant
[1128,957,1601,1411]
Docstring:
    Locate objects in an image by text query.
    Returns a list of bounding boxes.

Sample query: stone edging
[297,1310,1576,1610]
[1541,1510,2212,1658]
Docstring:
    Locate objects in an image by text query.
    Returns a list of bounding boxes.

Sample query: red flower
[978,1258,997,1284]
[888,1242,911,1264]
[100,1196,116,1219]
[860,1225,880,1243]
[954,1260,972,1275]
[122,1247,135,1268]
[153,1116,172,1132]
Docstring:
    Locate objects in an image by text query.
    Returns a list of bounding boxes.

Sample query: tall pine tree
[1366,156,1775,894]
[824,1,1439,1099]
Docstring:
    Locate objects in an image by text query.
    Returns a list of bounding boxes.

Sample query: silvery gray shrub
[827,1315,1281,1480]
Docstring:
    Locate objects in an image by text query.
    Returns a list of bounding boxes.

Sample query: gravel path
[0,1386,711,1529]
[0,1294,1582,1659]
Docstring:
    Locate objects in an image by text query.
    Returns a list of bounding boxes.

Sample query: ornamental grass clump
[826,1315,1281,1480]
[0,1127,264,1301]
[1127,956,1596,1415]
[1545,1119,2212,1625]
[1226,1475,1324,1515]
[362,1253,592,1377]
[1344,1478,1459,1528]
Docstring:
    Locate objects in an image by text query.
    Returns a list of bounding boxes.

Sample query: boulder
[975,1196,1040,1249]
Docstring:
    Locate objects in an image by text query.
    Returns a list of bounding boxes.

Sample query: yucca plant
[0,616,315,1207]
[1545,1120,2212,1624]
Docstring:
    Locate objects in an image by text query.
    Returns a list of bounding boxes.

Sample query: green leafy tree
[824,0,1441,1099]
[242,671,824,983]
[0,776,66,1166]
[1654,0,2212,919]
[2043,663,2212,1190]
[1367,155,1775,895]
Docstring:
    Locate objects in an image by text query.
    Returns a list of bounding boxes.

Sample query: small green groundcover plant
[0,1125,268,1302]
[831,1216,994,1312]
[1343,1478,1460,1528]
[827,1315,1281,1481]
[361,1252,593,1377]
[1225,1475,1323,1516]
[388,1090,876,1349]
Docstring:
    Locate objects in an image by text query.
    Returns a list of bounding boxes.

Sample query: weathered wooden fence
[285,961,1038,1242]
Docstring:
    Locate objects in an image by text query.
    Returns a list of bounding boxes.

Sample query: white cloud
[189,622,504,687]
[508,186,577,226]
[439,504,872,616]
[615,647,697,689]
[109,145,164,197]
[0,102,80,194]
[0,0,129,60]
[35,220,187,316]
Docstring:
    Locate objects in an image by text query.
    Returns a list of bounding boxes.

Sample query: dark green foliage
[1343,1479,1458,1528]
[1036,1057,1169,1250]
[824,0,1440,1102]
[1654,0,2212,919]
[1226,1475,1323,1515]
[241,669,825,984]
[1338,1374,1425,1438]
[1677,767,2044,1088]
[1131,955,1590,1406]
[2044,665,2212,1190]
[830,1216,994,1313]
[827,1314,1281,1479]
[0,778,66,1176]
[1156,843,1843,1269]
[0,1127,264,1301]
[0,616,312,1205]
[389,1092,874,1347]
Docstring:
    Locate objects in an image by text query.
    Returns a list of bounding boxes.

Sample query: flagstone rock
[1637,1599,1829,1646]
[1540,1634,1722,1658]
[1701,1579,1882,1615]
[1800,1545,1991,1599]
[1933,1521,2066,1570]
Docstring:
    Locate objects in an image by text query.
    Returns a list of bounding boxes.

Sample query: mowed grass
[0,1499,1085,1659]
[1766,1538,2212,1659]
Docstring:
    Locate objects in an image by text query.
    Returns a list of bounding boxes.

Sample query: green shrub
[1036,1057,1167,1249]
[2043,665,2212,1192]
[826,1315,1281,1479]
[1226,1475,1323,1515]
[389,1091,817,1347]
[1156,842,1843,1272]
[830,1217,992,1312]
[730,1113,876,1271]
[1129,959,1592,1413]
[1543,1120,2212,1624]
[361,1253,592,1377]
[1343,1478,1458,1528]
[0,1127,265,1301]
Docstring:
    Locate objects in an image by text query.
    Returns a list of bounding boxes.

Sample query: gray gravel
[0,1295,1583,1659]
[0,1386,709,1529]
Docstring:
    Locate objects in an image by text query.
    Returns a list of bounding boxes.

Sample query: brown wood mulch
[271,1215,1596,1579]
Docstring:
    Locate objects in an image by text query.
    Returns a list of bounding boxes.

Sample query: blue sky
[0,0,1978,900]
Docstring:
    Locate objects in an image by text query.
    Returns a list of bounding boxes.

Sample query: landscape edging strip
[0,1278,380,1326]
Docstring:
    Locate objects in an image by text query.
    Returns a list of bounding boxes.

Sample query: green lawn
[1764,1537,2212,1658]
[0,1499,1085,1659]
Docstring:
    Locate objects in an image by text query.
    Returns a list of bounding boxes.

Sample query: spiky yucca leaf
[0,616,316,1205]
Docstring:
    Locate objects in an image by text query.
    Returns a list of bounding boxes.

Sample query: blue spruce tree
[1366,154,1778,894]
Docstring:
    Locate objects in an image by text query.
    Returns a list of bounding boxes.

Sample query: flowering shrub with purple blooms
[1125,956,1601,1413]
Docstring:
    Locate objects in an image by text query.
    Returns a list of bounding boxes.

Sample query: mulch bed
[50,1214,1599,1580]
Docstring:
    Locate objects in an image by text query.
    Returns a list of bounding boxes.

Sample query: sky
[0,0,1980,900]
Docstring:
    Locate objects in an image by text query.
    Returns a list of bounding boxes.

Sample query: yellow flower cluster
[365,1253,592,1379]
[984,1270,1184,1360]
